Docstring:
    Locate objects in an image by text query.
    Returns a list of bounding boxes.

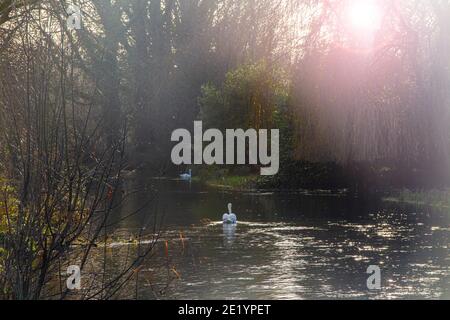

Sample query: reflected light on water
[111,180,450,300]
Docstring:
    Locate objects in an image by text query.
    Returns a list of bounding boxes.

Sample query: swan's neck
[228,203,232,214]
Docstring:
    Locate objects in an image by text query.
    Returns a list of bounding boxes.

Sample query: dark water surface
[113,178,450,299]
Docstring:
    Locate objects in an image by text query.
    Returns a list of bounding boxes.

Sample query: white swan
[222,203,237,224]
[180,169,192,181]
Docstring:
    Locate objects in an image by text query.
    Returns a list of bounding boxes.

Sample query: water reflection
[112,179,450,300]
[223,224,236,248]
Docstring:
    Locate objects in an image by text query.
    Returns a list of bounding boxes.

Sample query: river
[110,178,450,300]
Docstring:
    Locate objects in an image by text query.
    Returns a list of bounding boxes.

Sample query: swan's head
[228,203,232,213]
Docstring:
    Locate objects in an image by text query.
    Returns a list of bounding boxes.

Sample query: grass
[193,167,258,190]
[205,175,258,190]
[383,189,450,209]
[193,165,259,190]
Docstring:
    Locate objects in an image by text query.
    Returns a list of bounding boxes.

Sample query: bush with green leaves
[199,61,289,130]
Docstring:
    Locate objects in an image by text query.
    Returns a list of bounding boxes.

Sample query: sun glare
[347,0,382,32]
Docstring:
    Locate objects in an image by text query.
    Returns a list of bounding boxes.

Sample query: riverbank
[383,189,450,209]
[198,172,450,209]
[197,174,259,191]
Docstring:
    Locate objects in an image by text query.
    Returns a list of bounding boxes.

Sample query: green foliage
[0,178,18,235]
[0,177,18,274]
[199,61,289,130]
[199,61,309,183]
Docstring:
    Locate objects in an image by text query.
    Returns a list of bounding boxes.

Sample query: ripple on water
[129,206,450,299]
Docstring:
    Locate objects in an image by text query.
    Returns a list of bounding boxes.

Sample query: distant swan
[222,203,237,224]
[180,169,192,181]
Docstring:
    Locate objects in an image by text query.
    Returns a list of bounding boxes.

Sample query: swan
[222,203,237,224]
[180,169,192,181]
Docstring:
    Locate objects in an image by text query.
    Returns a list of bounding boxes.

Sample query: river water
[112,178,450,300]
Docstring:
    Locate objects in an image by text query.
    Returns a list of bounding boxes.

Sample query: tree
[200,61,289,130]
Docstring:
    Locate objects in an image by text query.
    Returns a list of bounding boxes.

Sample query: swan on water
[222,203,237,224]
[180,169,192,181]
